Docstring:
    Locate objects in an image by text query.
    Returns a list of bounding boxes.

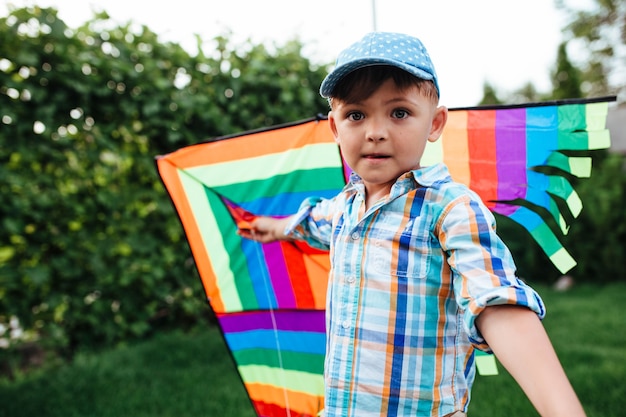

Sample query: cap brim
[319,58,436,98]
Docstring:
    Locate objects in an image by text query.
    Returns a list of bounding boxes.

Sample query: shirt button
[347,276,356,284]
[342,320,350,329]
[351,232,360,240]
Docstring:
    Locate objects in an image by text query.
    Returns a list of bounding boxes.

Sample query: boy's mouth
[363,153,390,159]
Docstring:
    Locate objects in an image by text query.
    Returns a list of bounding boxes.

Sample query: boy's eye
[347,111,364,121]
[392,109,409,119]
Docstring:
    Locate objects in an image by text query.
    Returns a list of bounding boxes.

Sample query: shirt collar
[411,163,452,187]
[347,163,451,190]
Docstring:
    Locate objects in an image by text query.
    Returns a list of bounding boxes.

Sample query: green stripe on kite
[233,348,324,374]
[238,364,325,396]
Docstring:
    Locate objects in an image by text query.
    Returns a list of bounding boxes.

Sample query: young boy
[240,32,585,417]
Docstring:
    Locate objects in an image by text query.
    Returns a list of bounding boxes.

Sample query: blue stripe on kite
[240,238,277,309]
[509,206,544,231]
[224,329,326,355]
[242,189,343,216]
[526,170,550,193]
[524,187,554,212]
[526,106,558,168]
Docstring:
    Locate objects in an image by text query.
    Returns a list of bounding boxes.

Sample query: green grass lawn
[1,282,624,417]
[0,325,257,417]
[469,282,626,416]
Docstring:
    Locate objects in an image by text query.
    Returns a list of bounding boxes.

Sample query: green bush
[0,6,329,358]
[564,153,626,282]
[1,5,623,372]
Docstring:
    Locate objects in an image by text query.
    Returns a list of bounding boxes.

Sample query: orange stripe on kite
[246,382,324,415]
[303,253,330,310]
[165,120,334,168]
[156,157,226,311]
[442,110,471,187]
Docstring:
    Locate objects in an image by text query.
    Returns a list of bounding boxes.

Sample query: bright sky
[3,0,575,107]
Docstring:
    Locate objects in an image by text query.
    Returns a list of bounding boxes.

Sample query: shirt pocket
[369,224,431,279]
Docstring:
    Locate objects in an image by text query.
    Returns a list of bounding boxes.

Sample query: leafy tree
[1,3,624,376]
[0,6,329,360]
[506,82,546,103]
[501,39,584,103]
[556,0,626,101]
[478,80,548,106]
[563,153,626,282]
[478,82,503,106]
[551,42,584,99]
[480,0,624,103]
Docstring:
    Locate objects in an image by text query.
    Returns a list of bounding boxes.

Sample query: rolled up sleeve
[438,195,546,352]
[284,196,335,251]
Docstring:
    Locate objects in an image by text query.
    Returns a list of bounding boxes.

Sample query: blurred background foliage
[0,2,624,373]
[0,6,329,362]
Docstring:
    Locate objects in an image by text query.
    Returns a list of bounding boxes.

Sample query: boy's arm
[238,215,295,243]
[476,305,586,417]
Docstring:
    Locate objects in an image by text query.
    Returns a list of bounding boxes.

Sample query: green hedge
[0,6,623,364]
[0,6,328,356]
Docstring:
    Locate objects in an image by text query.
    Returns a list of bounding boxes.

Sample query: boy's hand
[238,215,294,243]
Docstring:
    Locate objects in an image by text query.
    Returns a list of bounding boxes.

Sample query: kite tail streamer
[507,206,578,274]
[515,100,613,273]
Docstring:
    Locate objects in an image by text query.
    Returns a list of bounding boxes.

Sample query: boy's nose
[366,119,387,142]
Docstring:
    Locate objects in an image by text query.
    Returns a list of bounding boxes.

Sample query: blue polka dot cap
[319,32,440,98]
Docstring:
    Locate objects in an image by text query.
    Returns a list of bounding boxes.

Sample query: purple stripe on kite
[262,242,296,308]
[343,160,353,183]
[491,203,523,220]
[218,310,325,333]
[494,108,527,215]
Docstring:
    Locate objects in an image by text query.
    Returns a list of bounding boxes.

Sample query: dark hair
[329,65,438,106]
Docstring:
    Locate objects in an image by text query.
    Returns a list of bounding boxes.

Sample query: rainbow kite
[156,97,614,417]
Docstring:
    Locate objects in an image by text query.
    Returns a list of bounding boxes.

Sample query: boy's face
[328,78,447,198]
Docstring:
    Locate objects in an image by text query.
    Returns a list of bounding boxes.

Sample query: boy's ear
[428,106,448,143]
[328,111,340,144]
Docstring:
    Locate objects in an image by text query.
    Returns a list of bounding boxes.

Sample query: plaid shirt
[287,163,545,417]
